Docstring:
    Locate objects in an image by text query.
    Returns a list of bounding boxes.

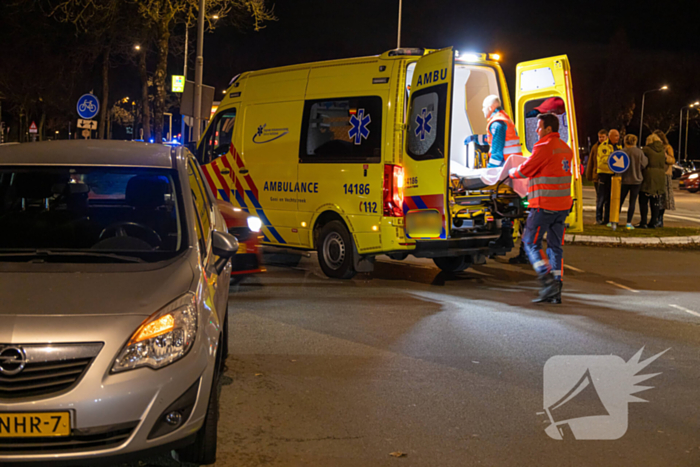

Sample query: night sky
[1,0,699,150]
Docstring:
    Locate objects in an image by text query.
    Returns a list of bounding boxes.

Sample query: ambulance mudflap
[403,47,454,241]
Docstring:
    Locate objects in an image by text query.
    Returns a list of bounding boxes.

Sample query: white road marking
[606,281,639,293]
[564,264,585,273]
[669,304,700,318]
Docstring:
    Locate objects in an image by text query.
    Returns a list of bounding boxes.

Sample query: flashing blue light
[149,138,154,143]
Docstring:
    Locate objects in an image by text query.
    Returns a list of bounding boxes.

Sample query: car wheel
[689,187,699,193]
[317,220,356,279]
[178,339,221,465]
[433,255,472,273]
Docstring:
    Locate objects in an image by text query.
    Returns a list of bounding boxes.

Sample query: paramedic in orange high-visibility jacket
[482,95,523,168]
[509,112,573,304]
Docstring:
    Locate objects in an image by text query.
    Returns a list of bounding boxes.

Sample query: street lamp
[683,101,700,160]
[678,101,699,160]
[134,44,141,51]
[639,85,668,144]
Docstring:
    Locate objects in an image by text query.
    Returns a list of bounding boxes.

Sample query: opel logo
[0,346,27,376]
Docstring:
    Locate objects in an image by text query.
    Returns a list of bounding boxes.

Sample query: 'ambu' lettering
[416,68,448,87]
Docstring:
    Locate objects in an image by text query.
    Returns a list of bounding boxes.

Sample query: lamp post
[678,102,699,160]
[397,0,402,48]
[180,26,188,144]
[193,0,205,142]
[684,102,699,160]
[639,85,668,145]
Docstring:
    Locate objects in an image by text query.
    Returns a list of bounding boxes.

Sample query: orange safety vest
[486,110,523,161]
[509,132,573,211]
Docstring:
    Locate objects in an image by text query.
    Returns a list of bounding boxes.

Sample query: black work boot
[533,273,559,303]
[547,282,563,304]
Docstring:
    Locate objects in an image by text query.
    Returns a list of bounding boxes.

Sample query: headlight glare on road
[247,216,262,232]
[689,173,698,180]
[112,294,197,373]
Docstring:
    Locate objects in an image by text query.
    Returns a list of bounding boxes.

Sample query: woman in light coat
[653,130,676,227]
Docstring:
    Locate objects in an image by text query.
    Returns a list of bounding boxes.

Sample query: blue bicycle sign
[77,94,100,119]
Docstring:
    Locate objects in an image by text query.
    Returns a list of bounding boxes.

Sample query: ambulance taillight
[383,165,404,217]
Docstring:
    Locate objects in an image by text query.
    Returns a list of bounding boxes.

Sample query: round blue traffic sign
[608,150,629,174]
[77,94,100,120]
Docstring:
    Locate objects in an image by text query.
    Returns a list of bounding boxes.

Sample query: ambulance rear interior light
[383,164,404,217]
[387,48,425,57]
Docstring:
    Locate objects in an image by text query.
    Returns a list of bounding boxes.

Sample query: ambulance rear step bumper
[410,234,508,259]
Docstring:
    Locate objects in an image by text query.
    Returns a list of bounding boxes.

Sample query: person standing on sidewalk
[653,129,676,227]
[595,129,623,226]
[585,129,607,198]
[620,134,648,229]
[637,133,666,229]
[509,113,573,304]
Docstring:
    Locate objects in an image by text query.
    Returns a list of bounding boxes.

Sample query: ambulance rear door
[514,55,583,233]
[403,47,454,240]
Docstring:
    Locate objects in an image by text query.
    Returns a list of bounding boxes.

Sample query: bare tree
[135,0,276,143]
[45,0,143,139]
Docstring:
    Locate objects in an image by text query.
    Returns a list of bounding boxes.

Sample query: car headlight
[689,173,698,180]
[247,215,262,232]
[112,294,197,373]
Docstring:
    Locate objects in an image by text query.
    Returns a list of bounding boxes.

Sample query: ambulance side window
[406,83,448,161]
[523,97,568,152]
[299,96,382,163]
[200,109,236,165]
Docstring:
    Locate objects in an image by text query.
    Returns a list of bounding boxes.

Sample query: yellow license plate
[0,412,70,437]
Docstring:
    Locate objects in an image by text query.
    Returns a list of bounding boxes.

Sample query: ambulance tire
[433,255,471,273]
[317,221,356,279]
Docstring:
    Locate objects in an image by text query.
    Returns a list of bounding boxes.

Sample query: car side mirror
[212,230,239,274]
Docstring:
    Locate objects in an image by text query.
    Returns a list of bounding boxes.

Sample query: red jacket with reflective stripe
[487,110,523,161]
[509,132,573,211]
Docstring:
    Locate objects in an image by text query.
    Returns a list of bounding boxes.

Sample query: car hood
[0,252,195,318]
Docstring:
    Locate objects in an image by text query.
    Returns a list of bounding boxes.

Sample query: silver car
[0,141,238,465]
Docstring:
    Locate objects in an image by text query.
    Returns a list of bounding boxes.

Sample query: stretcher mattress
[452,155,529,197]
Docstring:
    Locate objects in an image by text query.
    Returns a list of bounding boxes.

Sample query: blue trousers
[523,208,569,281]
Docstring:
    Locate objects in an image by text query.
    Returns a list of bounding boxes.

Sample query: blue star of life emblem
[415,108,433,141]
[348,109,371,145]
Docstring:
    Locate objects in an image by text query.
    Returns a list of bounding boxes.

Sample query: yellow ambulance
[193,47,583,278]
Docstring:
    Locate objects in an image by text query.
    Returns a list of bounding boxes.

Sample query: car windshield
[0,166,186,262]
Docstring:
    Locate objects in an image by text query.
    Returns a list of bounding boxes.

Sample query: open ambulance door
[403,47,454,240]
[514,55,583,233]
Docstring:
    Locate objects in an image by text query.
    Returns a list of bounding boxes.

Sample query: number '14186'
[343,183,370,195]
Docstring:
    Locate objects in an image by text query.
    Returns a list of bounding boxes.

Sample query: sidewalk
[573,184,700,245]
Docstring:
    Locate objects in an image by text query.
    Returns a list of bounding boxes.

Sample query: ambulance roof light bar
[387,47,425,56]
[455,51,500,62]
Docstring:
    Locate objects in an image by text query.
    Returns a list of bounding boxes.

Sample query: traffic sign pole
[607,151,629,231]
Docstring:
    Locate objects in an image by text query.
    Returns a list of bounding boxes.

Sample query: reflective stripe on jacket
[509,132,573,210]
[487,110,522,165]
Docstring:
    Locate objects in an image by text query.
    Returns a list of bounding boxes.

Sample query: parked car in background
[0,141,238,465]
[673,160,698,180]
[679,168,700,193]
[216,199,264,283]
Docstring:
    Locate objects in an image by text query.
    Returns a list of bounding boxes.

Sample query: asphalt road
[131,245,700,467]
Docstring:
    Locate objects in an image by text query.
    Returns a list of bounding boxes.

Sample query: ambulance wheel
[317,221,356,279]
[433,255,471,273]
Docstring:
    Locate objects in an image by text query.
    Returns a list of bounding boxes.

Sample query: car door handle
[239,169,249,175]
